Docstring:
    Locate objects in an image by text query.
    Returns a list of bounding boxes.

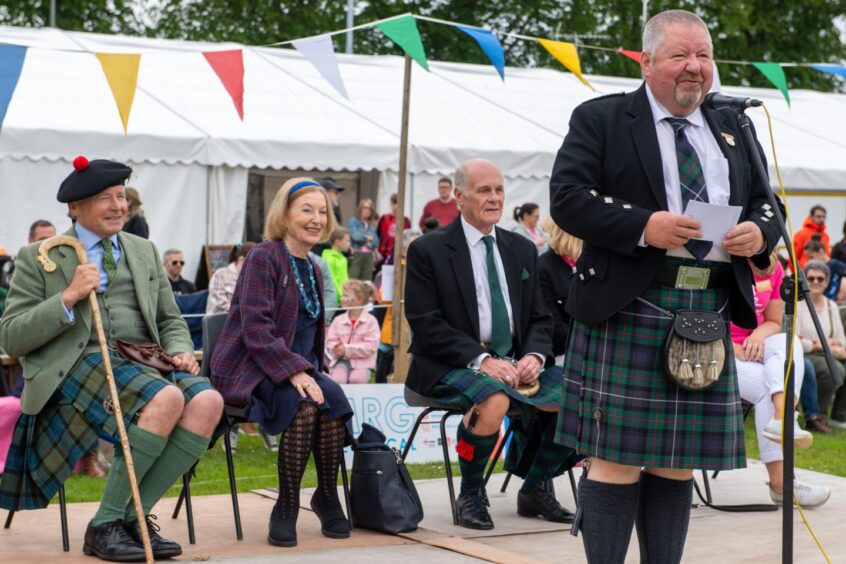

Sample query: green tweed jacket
[0,227,193,416]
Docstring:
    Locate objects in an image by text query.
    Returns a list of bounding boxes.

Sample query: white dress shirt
[645,85,732,263]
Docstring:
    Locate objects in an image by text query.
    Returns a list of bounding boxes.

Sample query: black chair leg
[340,455,353,529]
[171,486,186,519]
[439,411,460,525]
[568,468,578,507]
[500,472,513,493]
[182,471,196,545]
[701,469,714,505]
[401,407,436,461]
[483,421,513,487]
[3,509,14,529]
[224,423,243,541]
[59,485,69,552]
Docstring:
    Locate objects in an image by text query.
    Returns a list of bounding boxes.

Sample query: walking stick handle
[38,236,155,564]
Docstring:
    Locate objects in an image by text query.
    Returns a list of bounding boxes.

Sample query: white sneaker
[763,415,813,449]
[827,418,846,430]
[769,480,831,509]
[220,427,238,454]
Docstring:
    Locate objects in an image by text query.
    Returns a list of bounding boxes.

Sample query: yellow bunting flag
[537,38,594,91]
[96,53,141,133]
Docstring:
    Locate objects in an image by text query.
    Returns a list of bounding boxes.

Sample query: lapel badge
[720,132,736,147]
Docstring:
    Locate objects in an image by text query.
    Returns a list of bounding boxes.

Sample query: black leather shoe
[456,489,494,530]
[83,520,146,562]
[125,514,182,559]
[517,480,575,523]
[268,505,298,547]
[310,491,351,539]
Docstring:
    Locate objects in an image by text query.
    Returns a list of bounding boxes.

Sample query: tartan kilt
[430,365,562,415]
[0,352,212,511]
[555,279,746,470]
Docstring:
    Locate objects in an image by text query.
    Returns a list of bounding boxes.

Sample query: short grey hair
[453,164,467,195]
[162,248,182,262]
[642,10,711,57]
[804,260,830,280]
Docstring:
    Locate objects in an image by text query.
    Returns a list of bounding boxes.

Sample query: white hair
[453,164,467,195]
[642,9,711,57]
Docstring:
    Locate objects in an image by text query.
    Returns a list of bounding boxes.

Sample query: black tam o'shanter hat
[57,156,132,203]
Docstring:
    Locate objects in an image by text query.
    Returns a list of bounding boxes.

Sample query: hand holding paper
[683,200,742,243]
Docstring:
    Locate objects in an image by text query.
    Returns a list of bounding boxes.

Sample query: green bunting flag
[377,15,429,71]
[752,62,790,107]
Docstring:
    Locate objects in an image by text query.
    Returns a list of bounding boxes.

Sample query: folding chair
[3,486,70,552]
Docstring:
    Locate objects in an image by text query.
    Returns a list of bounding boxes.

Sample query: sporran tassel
[693,363,704,387]
[706,359,719,383]
[679,358,694,383]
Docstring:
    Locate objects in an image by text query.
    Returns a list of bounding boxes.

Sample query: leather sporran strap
[114,340,176,374]
[663,310,727,392]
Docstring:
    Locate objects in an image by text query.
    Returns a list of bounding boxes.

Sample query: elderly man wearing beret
[0,157,223,562]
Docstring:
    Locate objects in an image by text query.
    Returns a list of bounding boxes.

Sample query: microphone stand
[733,109,843,564]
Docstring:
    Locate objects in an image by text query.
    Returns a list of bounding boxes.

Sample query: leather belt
[654,263,732,290]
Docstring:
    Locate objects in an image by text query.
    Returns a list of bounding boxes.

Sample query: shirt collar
[645,83,705,129]
[460,216,496,247]
[75,223,119,253]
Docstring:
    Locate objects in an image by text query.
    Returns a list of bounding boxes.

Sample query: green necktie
[482,235,512,357]
[100,238,117,287]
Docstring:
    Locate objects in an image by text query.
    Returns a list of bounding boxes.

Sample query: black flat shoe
[125,514,182,559]
[83,520,146,562]
[268,506,298,547]
[310,491,351,539]
[456,489,494,530]
[517,480,575,523]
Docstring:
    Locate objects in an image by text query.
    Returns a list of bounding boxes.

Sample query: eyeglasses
[807,276,826,284]
[170,260,185,266]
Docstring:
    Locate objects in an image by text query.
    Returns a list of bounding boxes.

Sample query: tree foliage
[1,1,844,92]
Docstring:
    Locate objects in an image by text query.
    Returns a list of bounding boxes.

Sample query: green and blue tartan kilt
[430,365,562,415]
[0,352,212,511]
[555,276,746,471]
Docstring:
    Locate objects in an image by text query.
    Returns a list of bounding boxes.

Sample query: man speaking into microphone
[550,9,783,563]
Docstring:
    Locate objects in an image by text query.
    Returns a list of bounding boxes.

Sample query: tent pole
[391,54,412,383]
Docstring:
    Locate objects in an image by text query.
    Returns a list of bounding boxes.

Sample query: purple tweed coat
[210,240,325,407]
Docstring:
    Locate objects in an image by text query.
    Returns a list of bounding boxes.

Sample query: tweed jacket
[549,84,784,329]
[210,240,326,407]
[0,227,193,415]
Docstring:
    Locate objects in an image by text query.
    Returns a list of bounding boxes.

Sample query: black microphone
[703,92,763,110]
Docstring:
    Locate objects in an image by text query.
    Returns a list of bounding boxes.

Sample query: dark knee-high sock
[520,418,573,494]
[125,426,210,520]
[635,473,693,564]
[274,403,319,519]
[456,422,498,495]
[313,413,345,506]
[576,476,640,564]
[92,425,168,526]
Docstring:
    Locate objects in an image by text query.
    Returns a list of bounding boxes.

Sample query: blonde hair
[342,279,375,305]
[125,186,145,218]
[540,216,582,260]
[356,198,377,222]
[263,177,337,242]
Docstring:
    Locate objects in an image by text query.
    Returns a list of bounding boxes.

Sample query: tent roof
[2,25,846,187]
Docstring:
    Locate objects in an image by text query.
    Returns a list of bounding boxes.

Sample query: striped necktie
[665,117,713,260]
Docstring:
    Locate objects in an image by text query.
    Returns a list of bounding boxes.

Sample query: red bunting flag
[203,49,244,120]
[617,49,642,63]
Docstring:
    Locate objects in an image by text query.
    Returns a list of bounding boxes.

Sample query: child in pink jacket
[327,280,380,384]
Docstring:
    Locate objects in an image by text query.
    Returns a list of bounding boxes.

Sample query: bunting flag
[752,62,790,107]
[617,49,642,63]
[812,64,846,79]
[377,15,429,71]
[292,35,349,99]
[0,44,27,131]
[96,53,141,133]
[203,49,245,119]
[457,26,505,80]
[538,38,594,90]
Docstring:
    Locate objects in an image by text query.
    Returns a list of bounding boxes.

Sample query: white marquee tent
[2,25,846,275]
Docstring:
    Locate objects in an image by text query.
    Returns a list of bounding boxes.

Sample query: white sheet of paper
[381,265,394,302]
[683,200,743,243]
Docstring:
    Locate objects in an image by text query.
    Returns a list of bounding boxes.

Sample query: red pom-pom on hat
[73,156,89,171]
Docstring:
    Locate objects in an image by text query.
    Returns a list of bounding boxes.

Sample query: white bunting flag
[292,34,349,99]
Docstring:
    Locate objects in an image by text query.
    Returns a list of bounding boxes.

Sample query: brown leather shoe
[82,450,107,478]
[804,415,834,434]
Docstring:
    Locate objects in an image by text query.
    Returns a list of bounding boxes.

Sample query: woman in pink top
[731,254,830,508]
[326,280,380,384]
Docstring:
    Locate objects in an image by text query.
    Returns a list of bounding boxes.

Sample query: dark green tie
[100,239,117,287]
[482,235,512,357]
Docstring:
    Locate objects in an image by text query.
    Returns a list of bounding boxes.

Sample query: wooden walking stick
[37,235,154,564]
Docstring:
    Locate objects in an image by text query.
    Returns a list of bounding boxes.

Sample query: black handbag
[350,423,424,533]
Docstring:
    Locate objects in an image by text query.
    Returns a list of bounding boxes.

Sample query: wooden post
[390,54,412,382]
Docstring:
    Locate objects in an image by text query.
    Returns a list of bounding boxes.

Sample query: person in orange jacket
[793,205,830,270]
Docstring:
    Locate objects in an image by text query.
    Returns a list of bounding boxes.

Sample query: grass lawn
[57,418,845,504]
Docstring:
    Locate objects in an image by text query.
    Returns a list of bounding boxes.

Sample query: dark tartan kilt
[431,365,562,415]
[0,352,212,511]
[555,279,746,471]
